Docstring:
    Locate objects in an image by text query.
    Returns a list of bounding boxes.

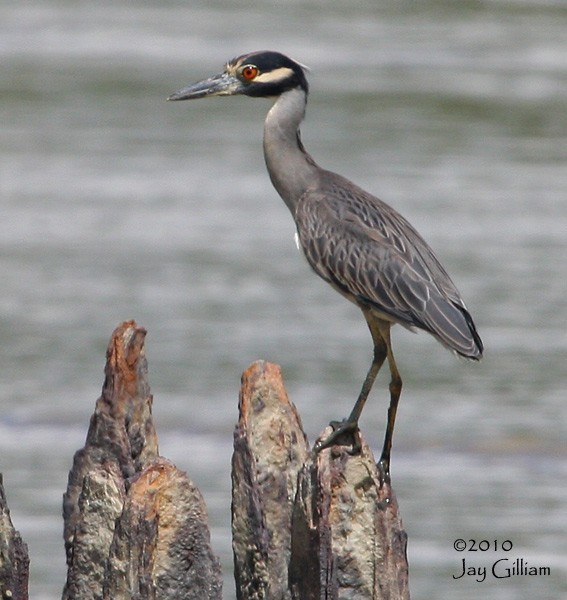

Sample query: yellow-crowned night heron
[169,51,483,474]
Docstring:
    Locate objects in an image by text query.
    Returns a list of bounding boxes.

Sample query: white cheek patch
[255,67,295,84]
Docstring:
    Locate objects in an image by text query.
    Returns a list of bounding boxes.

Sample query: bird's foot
[314,419,362,454]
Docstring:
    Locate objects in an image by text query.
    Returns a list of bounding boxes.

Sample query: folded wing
[295,172,483,359]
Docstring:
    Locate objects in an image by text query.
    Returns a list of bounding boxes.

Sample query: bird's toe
[314,418,361,453]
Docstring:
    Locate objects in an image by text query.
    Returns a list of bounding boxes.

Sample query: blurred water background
[1,0,566,598]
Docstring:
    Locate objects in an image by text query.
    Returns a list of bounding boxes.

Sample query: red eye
[241,65,258,80]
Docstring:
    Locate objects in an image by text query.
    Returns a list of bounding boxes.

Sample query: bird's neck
[263,87,319,213]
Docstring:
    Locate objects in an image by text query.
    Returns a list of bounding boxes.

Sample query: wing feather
[295,171,483,359]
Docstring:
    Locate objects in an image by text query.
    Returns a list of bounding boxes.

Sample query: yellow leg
[314,311,389,453]
[378,324,403,476]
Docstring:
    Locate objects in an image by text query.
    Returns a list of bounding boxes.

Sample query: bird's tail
[417,297,483,360]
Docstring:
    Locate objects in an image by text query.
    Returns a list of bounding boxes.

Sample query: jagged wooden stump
[232,361,310,600]
[232,360,409,600]
[62,320,222,600]
[0,474,30,600]
[1,322,409,600]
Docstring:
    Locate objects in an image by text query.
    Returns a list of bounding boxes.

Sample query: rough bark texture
[104,458,222,600]
[232,361,409,600]
[232,361,310,600]
[63,463,126,600]
[62,320,158,574]
[290,435,409,600]
[62,320,222,600]
[0,474,29,600]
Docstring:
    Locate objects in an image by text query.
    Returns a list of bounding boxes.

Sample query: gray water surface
[1,1,566,598]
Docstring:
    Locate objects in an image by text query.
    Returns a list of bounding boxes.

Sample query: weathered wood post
[61,320,222,600]
[232,360,410,600]
[0,475,29,600]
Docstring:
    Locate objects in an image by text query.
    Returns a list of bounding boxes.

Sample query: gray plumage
[169,50,483,474]
[295,171,482,359]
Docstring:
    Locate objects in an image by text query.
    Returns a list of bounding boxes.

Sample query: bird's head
[168,50,309,102]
